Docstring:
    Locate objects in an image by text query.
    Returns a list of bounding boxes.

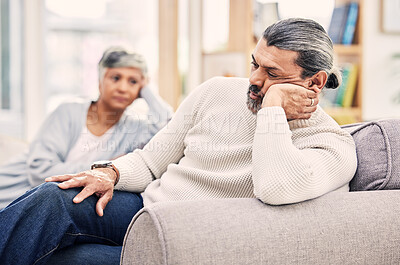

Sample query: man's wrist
[91,160,120,186]
[261,90,284,108]
[261,97,283,108]
[109,164,120,186]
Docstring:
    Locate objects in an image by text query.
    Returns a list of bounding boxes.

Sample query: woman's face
[98,67,146,111]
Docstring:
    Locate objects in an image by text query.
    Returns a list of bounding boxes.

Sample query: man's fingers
[96,192,113,217]
[306,90,319,99]
[58,175,88,189]
[72,186,96,204]
[304,106,318,113]
[304,97,319,107]
[45,174,75,182]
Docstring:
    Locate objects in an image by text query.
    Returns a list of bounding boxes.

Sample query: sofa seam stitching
[147,206,169,265]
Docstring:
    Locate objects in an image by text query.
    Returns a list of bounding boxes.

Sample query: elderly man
[0,18,356,265]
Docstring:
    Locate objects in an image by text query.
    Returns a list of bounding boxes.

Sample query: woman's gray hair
[263,18,341,89]
[98,46,148,80]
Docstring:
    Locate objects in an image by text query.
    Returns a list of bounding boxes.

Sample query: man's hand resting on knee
[45,168,118,217]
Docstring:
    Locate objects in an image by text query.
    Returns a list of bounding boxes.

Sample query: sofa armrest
[121,190,400,265]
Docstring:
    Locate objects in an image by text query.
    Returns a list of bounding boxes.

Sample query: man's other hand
[45,168,117,217]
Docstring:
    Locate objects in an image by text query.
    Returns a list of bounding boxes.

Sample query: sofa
[0,134,27,166]
[120,119,400,265]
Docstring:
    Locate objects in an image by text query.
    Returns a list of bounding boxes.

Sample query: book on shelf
[342,2,359,45]
[342,64,358,107]
[328,4,349,44]
[336,64,351,106]
[328,1,359,45]
[320,63,358,108]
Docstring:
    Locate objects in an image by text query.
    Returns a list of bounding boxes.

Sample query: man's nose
[249,69,264,88]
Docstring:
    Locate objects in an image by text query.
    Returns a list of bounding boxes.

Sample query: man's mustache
[249,85,261,94]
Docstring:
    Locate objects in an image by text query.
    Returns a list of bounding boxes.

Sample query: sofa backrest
[0,134,27,166]
[342,119,400,191]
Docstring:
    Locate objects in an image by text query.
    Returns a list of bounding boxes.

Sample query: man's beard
[246,84,263,114]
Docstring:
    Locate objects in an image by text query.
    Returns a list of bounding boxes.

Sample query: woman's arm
[140,85,173,132]
[26,103,90,187]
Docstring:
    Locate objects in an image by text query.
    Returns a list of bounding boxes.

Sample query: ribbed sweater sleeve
[113,82,204,192]
[252,106,357,205]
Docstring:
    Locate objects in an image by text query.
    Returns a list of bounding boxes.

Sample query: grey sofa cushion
[122,191,400,265]
[342,119,400,191]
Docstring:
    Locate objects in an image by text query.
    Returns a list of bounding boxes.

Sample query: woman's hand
[45,168,118,217]
[262,83,320,120]
[138,77,149,98]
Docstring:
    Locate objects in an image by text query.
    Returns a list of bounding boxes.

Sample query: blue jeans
[0,182,143,265]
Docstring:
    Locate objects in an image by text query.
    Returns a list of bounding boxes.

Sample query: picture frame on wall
[381,0,400,33]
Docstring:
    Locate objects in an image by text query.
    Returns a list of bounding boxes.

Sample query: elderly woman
[0,46,173,208]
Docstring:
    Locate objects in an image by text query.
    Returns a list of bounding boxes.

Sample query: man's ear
[307,71,327,93]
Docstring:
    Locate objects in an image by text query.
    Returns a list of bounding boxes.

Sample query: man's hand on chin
[261,83,320,120]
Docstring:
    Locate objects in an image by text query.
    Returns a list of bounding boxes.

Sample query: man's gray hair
[98,46,148,80]
[263,18,341,89]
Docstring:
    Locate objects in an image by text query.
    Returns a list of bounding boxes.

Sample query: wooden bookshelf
[334,44,362,55]
[323,106,362,124]
[326,0,364,124]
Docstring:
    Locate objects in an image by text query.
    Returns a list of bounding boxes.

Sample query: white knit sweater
[114,77,357,206]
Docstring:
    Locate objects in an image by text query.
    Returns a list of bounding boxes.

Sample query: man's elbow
[254,187,305,206]
[253,179,336,206]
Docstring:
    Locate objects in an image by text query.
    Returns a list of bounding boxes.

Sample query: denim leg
[0,182,143,265]
[46,244,122,265]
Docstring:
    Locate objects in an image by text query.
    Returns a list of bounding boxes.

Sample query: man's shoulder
[206,76,249,86]
[187,76,251,116]
[197,76,249,96]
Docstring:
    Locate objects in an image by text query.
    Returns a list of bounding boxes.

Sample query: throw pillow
[342,119,400,191]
